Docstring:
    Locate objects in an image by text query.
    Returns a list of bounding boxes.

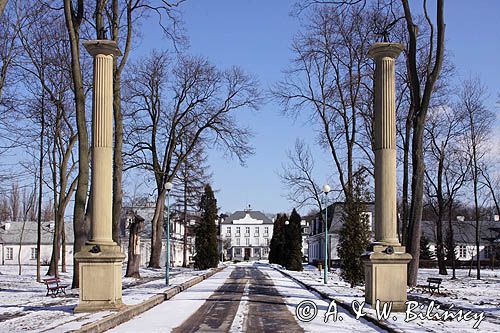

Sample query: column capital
[368,42,404,60]
[84,39,122,57]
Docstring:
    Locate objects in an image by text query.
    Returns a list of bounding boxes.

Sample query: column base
[362,244,412,312]
[74,243,126,313]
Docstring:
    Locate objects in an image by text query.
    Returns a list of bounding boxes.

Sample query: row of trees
[269,209,304,271]
[278,0,498,284]
[0,0,259,287]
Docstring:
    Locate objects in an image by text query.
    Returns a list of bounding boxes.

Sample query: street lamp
[165,181,173,286]
[323,184,330,284]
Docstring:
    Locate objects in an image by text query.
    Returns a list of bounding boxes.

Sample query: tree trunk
[436,151,447,275]
[47,211,63,277]
[61,223,66,272]
[149,190,165,268]
[401,111,412,246]
[0,0,7,18]
[125,215,143,278]
[448,200,456,279]
[112,69,123,245]
[407,119,425,287]
[36,106,45,282]
[63,0,89,289]
[182,181,188,267]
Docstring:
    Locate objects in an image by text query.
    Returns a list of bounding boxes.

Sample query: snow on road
[259,263,385,332]
[108,266,235,333]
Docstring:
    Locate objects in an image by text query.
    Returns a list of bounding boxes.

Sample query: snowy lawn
[0,264,212,333]
[278,264,500,332]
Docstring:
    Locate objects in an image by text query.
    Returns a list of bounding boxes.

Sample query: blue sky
[136,0,500,216]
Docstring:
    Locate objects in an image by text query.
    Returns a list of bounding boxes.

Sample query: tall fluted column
[74,40,125,313]
[362,42,411,312]
[85,41,121,244]
[369,42,404,246]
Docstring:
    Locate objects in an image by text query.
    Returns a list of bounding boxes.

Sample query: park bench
[422,277,442,295]
[42,277,69,297]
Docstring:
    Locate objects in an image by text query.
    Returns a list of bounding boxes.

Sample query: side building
[0,221,74,267]
[308,202,374,266]
[221,209,274,261]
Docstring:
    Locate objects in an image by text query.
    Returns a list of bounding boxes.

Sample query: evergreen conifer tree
[285,209,304,271]
[338,172,371,287]
[269,214,287,266]
[420,235,435,260]
[193,184,219,269]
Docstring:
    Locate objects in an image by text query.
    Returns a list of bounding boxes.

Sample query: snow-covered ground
[0,265,210,332]
[108,266,235,332]
[259,263,385,332]
[279,264,500,332]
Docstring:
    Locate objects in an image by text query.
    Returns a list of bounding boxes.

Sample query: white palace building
[221,208,274,261]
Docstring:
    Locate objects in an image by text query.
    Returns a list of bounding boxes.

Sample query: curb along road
[73,266,226,333]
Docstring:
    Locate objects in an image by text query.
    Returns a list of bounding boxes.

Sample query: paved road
[109,264,385,332]
[172,266,303,333]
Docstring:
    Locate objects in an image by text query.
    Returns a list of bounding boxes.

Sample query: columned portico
[74,40,125,313]
[362,42,412,312]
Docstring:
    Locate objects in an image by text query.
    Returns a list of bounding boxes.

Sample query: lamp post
[165,181,173,286]
[323,184,330,284]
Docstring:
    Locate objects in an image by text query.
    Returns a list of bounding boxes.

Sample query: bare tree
[401,0,445,286]
[17,183,36,275]
[273,4,377,201]
[423,105,467,275]
[480,165,500,217]
[172,138,211,267]
[459,77,495,280]
[62,0,90,288]
[17,5,78,278]
[102,0,187,244]
[279,139,328,212]
[124,51,260,267]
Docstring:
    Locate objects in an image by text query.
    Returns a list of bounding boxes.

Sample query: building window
[265,238,270,246]
[245,238,250,245]
[484,245,494,259]
[226,227,231,236]
[245,227,250,237]
[236,238,240,246]
[235,248,241,256]
[5,247,13,260]
[254,227,259,236]
[264,226,269,236]
[254,238,259,245]
[262,247,268,256]
[31,248,37,260]
[236,227,241,236]
[459,245,467,258]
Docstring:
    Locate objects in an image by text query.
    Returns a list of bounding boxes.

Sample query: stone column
[88,41,117,245]
[371,43,402,246]
[74,40,125,313]
[362,42,412,312]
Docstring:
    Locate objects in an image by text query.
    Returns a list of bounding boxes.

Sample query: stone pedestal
[363,42,412,312]
[74,245,125,313]
[74,40,125,313]
[363,245,411,311]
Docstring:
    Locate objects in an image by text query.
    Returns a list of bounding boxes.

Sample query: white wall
[1,243,74,267]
